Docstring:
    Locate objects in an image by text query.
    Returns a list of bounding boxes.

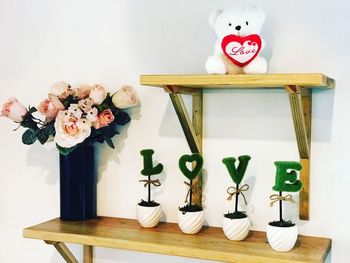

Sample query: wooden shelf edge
[23,217,331,263]
[140,73,335,89]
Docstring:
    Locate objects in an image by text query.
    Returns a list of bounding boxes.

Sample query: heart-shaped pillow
[221,34,262,67]
[179,153,203,180]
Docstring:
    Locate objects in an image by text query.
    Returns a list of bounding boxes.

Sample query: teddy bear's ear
[209,9,223,28]
[247,6,266,25]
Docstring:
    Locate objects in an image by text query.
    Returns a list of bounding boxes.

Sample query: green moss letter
[222,155,251,185]
[140,149,163,176]
[273,161,303,192]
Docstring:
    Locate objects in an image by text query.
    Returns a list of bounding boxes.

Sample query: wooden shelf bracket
[45,241,79,263]
[285,85,312,220]
[166,85,203,205]
[44,241,93,263]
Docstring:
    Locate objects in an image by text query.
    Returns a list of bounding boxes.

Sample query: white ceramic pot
[266,224,298,252]
[136,204,162,228]
[222,216,251,241]
[177,210,204,234]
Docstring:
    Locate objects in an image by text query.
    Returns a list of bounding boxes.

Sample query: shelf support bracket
[285,85,311,220]
[166,85,203,205]
[45,241,93,263]
[83,245,94,263]
[45,241,79,263]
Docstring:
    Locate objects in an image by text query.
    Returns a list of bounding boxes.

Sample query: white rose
[112,85,139,109]
[50,81,72,99]
[68,104,83,119]
[89,84,107,105]
[54,111,91,148]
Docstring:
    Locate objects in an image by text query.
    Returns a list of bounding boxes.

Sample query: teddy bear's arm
[261,38,266,51]
[214,40,224,56]
[205,40,227,74]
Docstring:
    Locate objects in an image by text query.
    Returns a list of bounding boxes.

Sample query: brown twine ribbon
[184,181,201,203]
[269,194,294,207]
[139,179,161,187]
[226,184,249,205]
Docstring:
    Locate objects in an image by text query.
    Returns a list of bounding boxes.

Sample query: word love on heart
[221,34,262,67]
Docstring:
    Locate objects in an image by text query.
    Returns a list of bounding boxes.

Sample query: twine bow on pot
[139,179,161,187]
[226,184,249,204]
[269,194,294,207]
[184,181,201,203]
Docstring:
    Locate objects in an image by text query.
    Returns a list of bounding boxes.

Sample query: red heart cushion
[221,34,262,67]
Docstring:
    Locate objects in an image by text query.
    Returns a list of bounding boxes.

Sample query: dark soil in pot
[224,211,247,219]
[269,220,295,227]
[179,204,203,214]
[138,200,160,207]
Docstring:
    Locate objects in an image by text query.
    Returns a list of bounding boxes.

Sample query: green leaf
[105,138,115,149]
[29,106,37,114]
[20,114,38,129]
[22,129,37,145]
[37,122,55,145]
[37,129,50,145]
[115,111,130,125]
[56,144,78,155]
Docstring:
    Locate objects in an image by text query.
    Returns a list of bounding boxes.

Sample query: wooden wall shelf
[140,73,335,220]
[23,217,331,263]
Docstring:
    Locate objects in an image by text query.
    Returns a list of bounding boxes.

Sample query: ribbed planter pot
[222,216,251,241]
[266,224,298,252]
[177,210,204,234]
[136,204,162,228]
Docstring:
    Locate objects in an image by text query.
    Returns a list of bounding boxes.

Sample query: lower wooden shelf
[23,217,331,263]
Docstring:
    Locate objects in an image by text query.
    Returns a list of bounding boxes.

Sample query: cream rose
[74,84,92,99]
[38,95,65,122]
[1,97,28,122]
[77,98,94,113]
[90,84,107,105]
[50,81,72,99]
[112,85,139,109]
[54,111,91,148]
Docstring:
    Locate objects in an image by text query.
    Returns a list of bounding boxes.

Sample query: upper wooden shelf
[140,73,335,89]
[23,217,331,263]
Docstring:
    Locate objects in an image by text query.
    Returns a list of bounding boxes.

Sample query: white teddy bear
[205,6,268,74]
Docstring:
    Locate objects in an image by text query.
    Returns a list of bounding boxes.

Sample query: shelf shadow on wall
[158,88,335,142]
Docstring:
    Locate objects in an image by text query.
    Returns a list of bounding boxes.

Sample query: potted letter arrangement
[267,161,303,252]
[136,149,164,228]
[177,153,204,234]
[222,155,252,241]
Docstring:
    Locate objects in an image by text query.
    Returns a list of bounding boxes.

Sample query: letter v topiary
[222,155,251,218]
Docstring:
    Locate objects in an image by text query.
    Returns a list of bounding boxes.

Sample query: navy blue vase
[59,145,97,221]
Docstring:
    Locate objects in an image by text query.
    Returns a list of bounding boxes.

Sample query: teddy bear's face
[210,6,266,39]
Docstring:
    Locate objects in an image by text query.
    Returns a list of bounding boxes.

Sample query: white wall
[0,0,348,262]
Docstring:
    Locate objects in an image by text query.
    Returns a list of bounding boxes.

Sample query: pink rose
[90,84,107,105]
[50,81,73,99]
[93,109,115,129]
[74,84,92,99]
[1,97,28,122]
[112,85,139,109]
[38,95,65,122]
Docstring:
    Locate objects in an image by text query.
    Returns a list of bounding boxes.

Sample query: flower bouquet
[1,81,139,220]
[1,81,139,154]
